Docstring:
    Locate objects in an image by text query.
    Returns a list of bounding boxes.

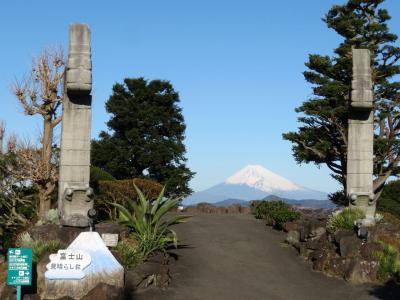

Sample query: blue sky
[1,0,400,193]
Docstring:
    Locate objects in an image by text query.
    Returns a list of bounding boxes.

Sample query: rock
[283,221,299,233]
[285,230,300,247]
[82,283,124,300]
[37,254,51,295]
[0,285,15,300]
[299,243,312,258]
[334,229,356,244]
[305,239,320,250]
[299,219,325,241]
[310,250,330,272]
[309,227,326,240]
[125,261,170,291]
[339,235,361,258]
[30,223,129,246]
[23,295,41,300]
[325,257,351,277]
[345,258,379,284]
[95,223,129,240]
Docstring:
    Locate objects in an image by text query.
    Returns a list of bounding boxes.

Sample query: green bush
[326,207,365,233]
[16,232,62,263]
[374,243,400,281]
[115,238,141,268]
[36,209,60,226]
[97,178,163,221]
[253,201,301,229]
[112,184,190,260]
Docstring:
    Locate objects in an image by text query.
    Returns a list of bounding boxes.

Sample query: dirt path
[134,213,398,300]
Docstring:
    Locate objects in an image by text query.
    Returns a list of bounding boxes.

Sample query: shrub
[374,243,400,281]
[115,238,141,268]
[326,207,365,233]
[15,232,62,263]
[378,180,400,219]
[254,201,301,229]
[97,178,163,221]
[36,209,60,226]
[112,184,190,260]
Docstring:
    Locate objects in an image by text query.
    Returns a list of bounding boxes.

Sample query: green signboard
[7,248,32,286]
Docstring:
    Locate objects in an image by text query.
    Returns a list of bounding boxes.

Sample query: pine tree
[92,78,195,197]
[283,0,400,205]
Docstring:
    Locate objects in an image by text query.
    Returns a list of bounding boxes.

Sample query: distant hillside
[208,195,336,209]
[213,199,250,207]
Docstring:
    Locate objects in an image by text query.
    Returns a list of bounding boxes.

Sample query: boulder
[310,250,331,272]
[82,283,124,300]
[334,229,356,244]
[299,219,325,241]
[339,235,361,258]
[22,295,40,300]
[309,227,326,240]
[37,254,51,295]
[299,243,312,258]
[325,257,351,277]
[285,230,300,247]
[30,223,129,246]
[345,258,379,284]
[0,285,15,300]
[283,221,300,233]
[125,261,170,291]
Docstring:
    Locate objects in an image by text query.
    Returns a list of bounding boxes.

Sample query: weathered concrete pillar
[347,49,375,223]
[59,24,94,227]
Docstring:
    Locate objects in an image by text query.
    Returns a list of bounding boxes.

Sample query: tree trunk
[38,117,54,216]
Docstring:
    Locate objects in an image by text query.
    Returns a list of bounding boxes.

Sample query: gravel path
[134,213,399,300]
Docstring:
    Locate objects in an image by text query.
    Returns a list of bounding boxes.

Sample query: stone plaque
[101,233,119,247]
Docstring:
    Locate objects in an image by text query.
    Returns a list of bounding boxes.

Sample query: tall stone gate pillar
[59,24,94,227]
[347,49,375,224]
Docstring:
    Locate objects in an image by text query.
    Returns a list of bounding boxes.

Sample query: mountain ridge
[183,165,328,205]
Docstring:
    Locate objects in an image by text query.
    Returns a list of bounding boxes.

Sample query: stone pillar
[59,24,94,227]
[347,49,375,223]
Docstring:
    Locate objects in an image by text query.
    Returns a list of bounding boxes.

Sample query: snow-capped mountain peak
[225,165,301,192]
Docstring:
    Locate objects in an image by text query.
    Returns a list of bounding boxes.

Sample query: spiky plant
[112,184,190,260]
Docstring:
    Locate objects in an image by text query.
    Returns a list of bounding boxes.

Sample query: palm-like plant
[112,184,190,259]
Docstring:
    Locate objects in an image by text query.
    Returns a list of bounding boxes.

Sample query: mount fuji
[183,165,328,205]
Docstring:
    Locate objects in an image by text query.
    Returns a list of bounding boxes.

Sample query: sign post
[7,248,32,300]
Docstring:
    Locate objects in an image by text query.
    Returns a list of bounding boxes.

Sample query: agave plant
[111,184,190,259]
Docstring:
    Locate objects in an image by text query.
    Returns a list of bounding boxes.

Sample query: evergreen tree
[283,0,400,205]
[92,78,195,197]
[377,180,400,218]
